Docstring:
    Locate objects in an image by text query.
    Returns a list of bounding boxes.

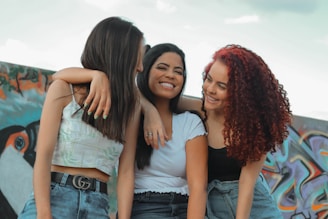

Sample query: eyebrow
[157,62,184,70]
[218,81,227,87]
[208,74,227,86]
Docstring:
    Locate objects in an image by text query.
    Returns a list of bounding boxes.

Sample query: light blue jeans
[206,175,283,219]
[18,179,109,218]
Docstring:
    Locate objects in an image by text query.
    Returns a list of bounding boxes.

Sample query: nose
[165,69,175,79]
[136,62,143,73]
[206,82,216,94]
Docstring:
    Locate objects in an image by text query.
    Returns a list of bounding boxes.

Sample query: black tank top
[208,146,241,182]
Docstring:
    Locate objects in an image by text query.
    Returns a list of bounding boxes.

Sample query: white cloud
[246,0,318,13]
[183,24,197,31]
[156,0,177,13]
[0,34,84,71]
[0,39,38,67]
[224,15,260,24]
[83,0,123,11]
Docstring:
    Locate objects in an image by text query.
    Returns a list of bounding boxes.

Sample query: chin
[204,103,216,111]
[205,102,223,112]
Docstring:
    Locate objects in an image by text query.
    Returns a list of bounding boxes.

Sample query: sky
[1,0,327,121]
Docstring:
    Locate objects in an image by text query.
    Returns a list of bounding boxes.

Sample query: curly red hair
[204,44,292,165]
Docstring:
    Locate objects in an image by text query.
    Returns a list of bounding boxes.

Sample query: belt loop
[145,191,151,200]
[60,173,69,186]
[95,180,100,192]
[170,192,174,202]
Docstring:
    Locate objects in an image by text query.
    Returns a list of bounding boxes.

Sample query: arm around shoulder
[178,95,204,119]
[52,67,111,117]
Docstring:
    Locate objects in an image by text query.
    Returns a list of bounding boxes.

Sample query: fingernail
[94,115,98,120]
[87,111,92,116]
[83,103,88,109]
[103,115,108,120]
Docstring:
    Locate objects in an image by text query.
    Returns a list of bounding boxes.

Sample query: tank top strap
[69,83,77,104]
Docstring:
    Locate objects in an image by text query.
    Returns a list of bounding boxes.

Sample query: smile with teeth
[206,94,218,103]
[160,82,174,89]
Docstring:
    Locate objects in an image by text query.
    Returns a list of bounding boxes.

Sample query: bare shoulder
[46,79,72,106]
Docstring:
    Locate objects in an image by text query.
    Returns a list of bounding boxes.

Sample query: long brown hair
[80,17,144,143]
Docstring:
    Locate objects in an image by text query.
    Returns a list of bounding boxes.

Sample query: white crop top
[134,111,207,195]
[51,84,123,175]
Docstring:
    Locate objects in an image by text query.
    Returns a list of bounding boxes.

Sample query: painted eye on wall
[14,136,26,151]
[4,128,29,154]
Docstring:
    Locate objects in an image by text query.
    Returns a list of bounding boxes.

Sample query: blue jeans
[206,175,283,219]
[131,192,188,219]
[18,177,109,219]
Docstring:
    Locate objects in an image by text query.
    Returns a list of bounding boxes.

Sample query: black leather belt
[51,172,107,194]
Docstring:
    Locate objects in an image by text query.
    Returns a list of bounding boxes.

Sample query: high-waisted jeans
[206,174,283,219]
[18,173,109,219]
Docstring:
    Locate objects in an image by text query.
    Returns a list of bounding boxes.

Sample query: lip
[205,94,218,103]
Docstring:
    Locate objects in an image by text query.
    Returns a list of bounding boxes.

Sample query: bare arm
[33,80,71,219]
[178,95,204,119]
[185,135,208,219]
[52,67,111,118]
[236,154,266,219]
[141,94,203,149]
[140,94,168,148]
[116,104,141,219]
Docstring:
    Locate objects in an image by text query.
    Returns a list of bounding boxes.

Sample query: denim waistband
[134,191,188,204]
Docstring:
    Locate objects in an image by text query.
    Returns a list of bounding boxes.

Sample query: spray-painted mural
[0,61,327,219]
[0,61,53,219]
[263,118,328,218]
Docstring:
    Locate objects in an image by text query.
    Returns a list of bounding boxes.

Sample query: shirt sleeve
[182,111,207,141]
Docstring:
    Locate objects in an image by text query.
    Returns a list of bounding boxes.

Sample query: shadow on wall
[0,61,327,219]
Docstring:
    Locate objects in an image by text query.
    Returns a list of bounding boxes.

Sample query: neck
[206,109,225,125]
[155,99,171,117]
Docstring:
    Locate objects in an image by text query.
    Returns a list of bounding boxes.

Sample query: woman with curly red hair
[197,44,291,218]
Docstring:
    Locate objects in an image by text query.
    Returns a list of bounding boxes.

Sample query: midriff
[51,165,110,183]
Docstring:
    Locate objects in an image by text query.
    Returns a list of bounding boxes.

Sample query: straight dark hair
[80,17,144,143]
[135,43,186,169]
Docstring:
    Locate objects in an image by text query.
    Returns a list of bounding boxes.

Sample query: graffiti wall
[263,117,328,218]
[0,61,327,218]
[0,61,53,218]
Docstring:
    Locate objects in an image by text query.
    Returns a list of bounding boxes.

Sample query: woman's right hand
[52,67,111,120]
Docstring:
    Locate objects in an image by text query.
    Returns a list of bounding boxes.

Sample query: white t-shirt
[134,111,206,195]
